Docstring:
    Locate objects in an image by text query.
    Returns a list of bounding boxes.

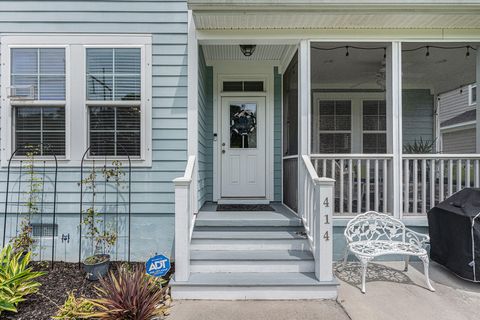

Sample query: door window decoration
[230,103,257,148]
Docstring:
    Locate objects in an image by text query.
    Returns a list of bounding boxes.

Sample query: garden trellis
[79,144,132,266]
[2,144,58,268]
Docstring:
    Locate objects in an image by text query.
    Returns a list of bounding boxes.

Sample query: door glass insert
[230,103,257,148]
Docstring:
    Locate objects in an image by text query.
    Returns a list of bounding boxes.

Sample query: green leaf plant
[10,146,42,255]
[80,161,124,264]
[52,291,97,320]
[0,245,45,315]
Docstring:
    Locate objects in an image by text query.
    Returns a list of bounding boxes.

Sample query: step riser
[171,286,338,300]
[191,240,310,251]
[190,261,314,273]
[195,220,303,227]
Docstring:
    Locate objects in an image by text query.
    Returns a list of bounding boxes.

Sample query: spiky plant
[89,266,169,320]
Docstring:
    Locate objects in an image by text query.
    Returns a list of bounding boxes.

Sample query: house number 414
[323,197,330,241]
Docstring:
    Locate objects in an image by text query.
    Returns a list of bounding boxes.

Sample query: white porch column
[476,46,480,153]
[187,10,199,213]
[298,40,311,217]
[386,42,403,219]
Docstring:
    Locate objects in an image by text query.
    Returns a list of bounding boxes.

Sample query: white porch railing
[173,155,196,282]
[300,155,334,282]
[310,154,393,216]
[403,154,480,216]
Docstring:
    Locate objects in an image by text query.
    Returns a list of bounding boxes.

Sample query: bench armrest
[404,228,430,248]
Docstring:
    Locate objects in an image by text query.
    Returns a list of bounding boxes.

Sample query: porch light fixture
[240,45,256,57]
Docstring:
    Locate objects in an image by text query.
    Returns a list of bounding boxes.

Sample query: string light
[311,44,477,58]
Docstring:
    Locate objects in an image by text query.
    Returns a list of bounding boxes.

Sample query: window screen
[86,48,141,101]
[14,106,66,156]
[362,100,387,153]
[89,106,141,157]
[11,48,66,100]
[87,48,142,157]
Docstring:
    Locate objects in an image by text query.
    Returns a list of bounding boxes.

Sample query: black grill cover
[427,188,480,282]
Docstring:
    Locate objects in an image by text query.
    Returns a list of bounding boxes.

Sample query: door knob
[222,142,226,146]
[222,150,226,154]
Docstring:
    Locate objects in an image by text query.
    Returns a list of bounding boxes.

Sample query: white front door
[221,97,266,198]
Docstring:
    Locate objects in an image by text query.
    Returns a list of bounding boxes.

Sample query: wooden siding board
[442,128,476,153]
[0,0,188,260]
[402,89,435,147]
[197,46,213,207]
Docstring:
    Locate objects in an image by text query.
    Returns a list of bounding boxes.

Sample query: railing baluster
[331,159,335,180]
[374,159,379,212]
[403,159,409,214]
[457,159,462,192]
[383,159,388,213]
[439,160,444,202]
[340,159,344,215]
[366,159,370,211]
[466,159,471,188]
[430,159,435,209]
[357,159,361,214]
[348,159,353,215]
[475,160,480,188]
[413,159,418,215]
[448,160,453,197]
[421,159,427,214]
[322,159,327,177]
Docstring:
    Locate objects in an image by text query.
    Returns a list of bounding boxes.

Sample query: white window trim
[469,84,477,106]
[1,34,152,167]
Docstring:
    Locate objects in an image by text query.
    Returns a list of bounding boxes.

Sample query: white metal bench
[342,211,435,293]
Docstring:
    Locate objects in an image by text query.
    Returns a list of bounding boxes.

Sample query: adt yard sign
[146,254,171,277]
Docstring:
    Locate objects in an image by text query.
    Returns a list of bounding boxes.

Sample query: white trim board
[212,61,276,202]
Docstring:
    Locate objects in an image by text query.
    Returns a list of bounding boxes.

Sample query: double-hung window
[86,48,142,157]
[10,48,66,156]
[315,100,352,153]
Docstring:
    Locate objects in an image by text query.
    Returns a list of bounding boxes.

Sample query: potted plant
[81,162,122,280]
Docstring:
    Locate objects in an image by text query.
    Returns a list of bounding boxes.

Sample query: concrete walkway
[336,261,480,320]
[168,300,350,320]
[168,261,480,320]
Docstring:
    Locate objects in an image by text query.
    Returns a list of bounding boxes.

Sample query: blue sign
[146,254,171,277]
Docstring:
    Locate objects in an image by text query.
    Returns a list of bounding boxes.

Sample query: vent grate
[32,223,58,237]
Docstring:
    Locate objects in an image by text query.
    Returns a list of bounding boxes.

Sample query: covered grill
[427,188,480,282]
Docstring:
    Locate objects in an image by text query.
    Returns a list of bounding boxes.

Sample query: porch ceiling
[202,44,294,63]
[188,0,480,30]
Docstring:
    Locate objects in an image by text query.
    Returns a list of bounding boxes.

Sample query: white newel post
[173,177,191,282]
[315,178,335,282]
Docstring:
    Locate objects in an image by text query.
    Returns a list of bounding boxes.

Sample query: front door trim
[212,62,275,202]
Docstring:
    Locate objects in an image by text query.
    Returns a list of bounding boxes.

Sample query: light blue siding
[402,89,435,148]
[198,47,214,207]
[0,0,188,261]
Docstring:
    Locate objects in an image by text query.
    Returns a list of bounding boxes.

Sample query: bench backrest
[344,211,406,243]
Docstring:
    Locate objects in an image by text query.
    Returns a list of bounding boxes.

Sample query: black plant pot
[83,254,110,281]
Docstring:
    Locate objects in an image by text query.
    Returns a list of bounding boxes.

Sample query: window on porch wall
[402,42,479,216]
[310,42,391,216]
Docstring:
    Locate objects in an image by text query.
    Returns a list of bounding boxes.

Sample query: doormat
[216,204,275,211]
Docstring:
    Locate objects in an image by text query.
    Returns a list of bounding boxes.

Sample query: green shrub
[53,291,97,319]
[89,266,169,320]
[0,245,44,314]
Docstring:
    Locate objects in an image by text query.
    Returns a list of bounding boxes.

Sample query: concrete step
[171,272,339,300]
[190,250,314,273]
[190,238,310,251]
[192,229,307,240]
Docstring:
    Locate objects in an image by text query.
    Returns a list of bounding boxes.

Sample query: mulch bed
[3,261,143,320]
